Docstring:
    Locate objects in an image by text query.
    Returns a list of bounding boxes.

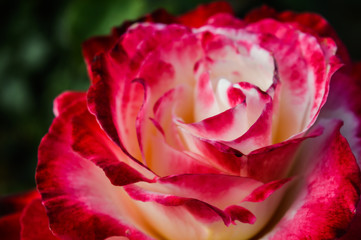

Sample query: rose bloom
[1,2,361,240]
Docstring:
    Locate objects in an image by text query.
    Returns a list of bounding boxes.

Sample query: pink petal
[193,62,220,122]
[245,123,323,182]
[177,102,249,142]
[152,86,191,150]
[320,63,361,239]
[176,132,245,175]
[157,174,263,209]
[181,121,323,182]
[83,81,219,178]
[88,24,202,164]
[246,19,341,142]
[71,108,156,185]
[224,97,273,154]
[124,173,291,239]
[263,120,361,239]
[242,178,292,202]
[37,97,154,240]
[146,122,221,176]
[87,48,144,161]
[125,184,231,224]
[244,5,350,63]
[321,63,361,162]
[197,31,275,93]
[82,8,179,82]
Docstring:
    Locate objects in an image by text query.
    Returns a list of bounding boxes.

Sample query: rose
[1,2,361,240]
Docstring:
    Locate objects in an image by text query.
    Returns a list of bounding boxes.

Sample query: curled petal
[71,108,156,185]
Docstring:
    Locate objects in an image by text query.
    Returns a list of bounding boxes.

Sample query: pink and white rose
[1,2,361,240]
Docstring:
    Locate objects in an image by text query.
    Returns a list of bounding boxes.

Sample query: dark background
[1,0,360,195]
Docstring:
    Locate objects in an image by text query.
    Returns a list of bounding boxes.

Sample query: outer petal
[177,1,233,28]
[82,1,232,76]
[321,63,361,162]
[82,36,116,82]
[321,63,361,239]
[259,120,361,239]
[37,96,154,240]
[20,199,59,240]
[244,5,350,63]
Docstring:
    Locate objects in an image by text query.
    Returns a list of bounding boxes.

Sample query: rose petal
[87,48,144,161]
[176,133,245,175]
[180,122,323,182]
[71,108,156,185]
[135,81,220,176]
[247,19,341,142]
[20,199,58,240]
[177,102,249,142]
[37,97,154,240]
[198,30,275,93]
[321,63,361,162]
[320,63,361,239]
[242,178,292,203]
[177,1,233,28]
[244,5,350,63]
[244,123,323,182]
[260,120,361,239]
[82,8,179,82]
[124,173,290,240]
[223,95,273,154]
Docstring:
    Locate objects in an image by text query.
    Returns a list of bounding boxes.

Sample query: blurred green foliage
[1,0,360,195]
